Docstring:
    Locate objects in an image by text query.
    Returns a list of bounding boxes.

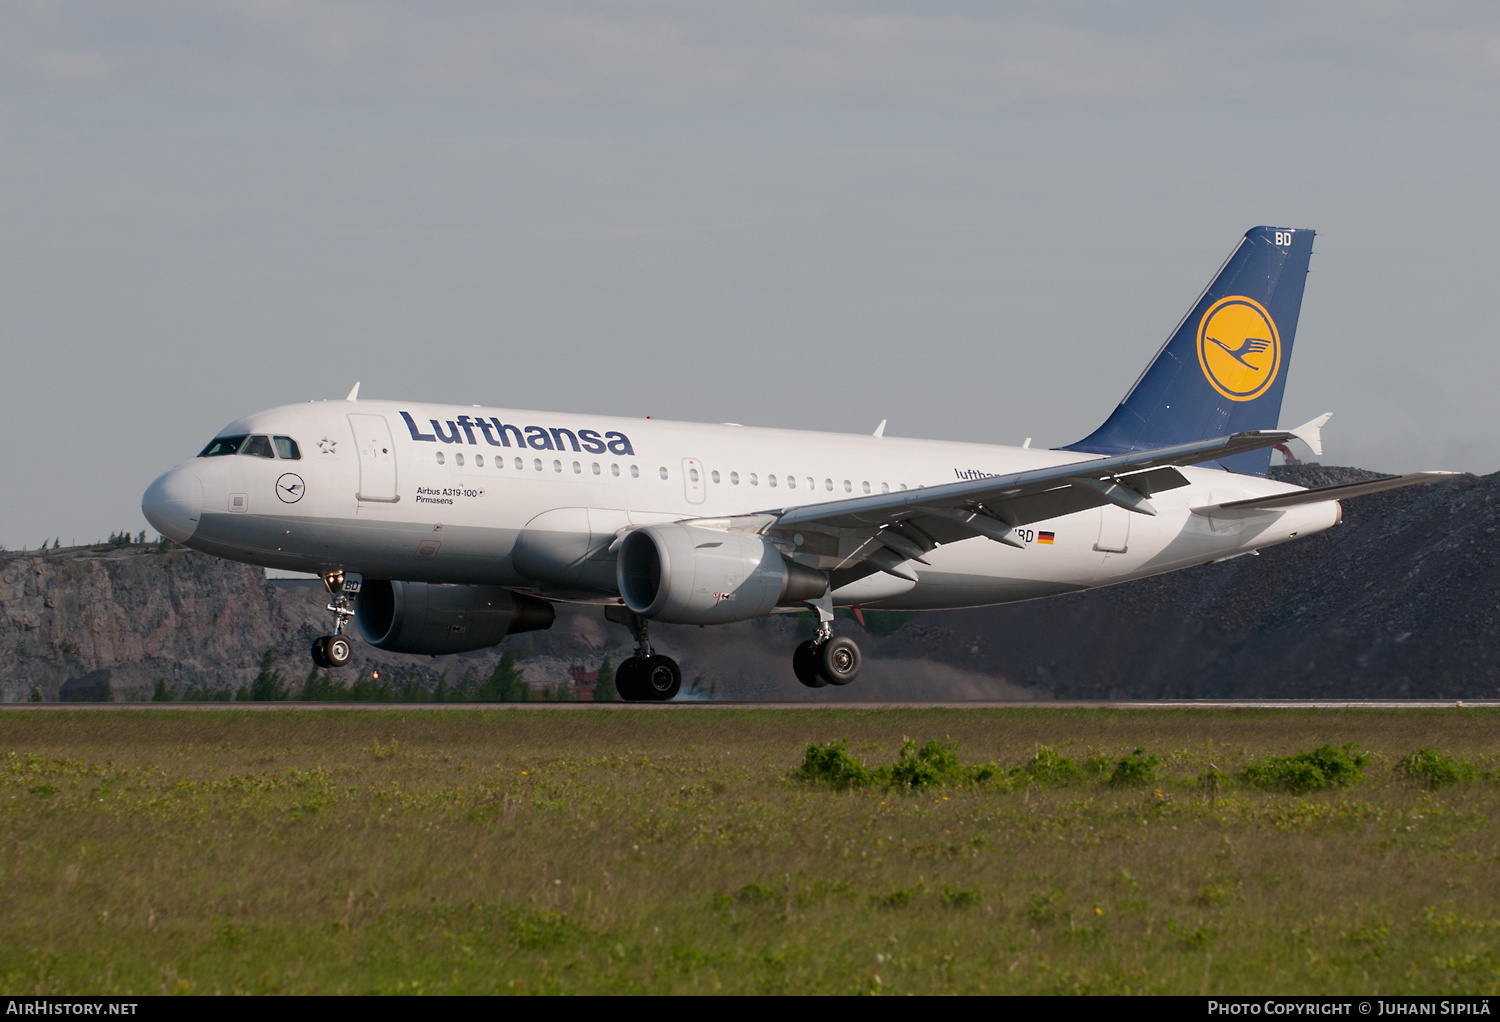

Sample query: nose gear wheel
[311,570,359,669]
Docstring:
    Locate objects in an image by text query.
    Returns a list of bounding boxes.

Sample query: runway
[3,700,1496,710]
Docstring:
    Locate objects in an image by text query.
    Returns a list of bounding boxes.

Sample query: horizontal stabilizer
[1191,471,1457,518]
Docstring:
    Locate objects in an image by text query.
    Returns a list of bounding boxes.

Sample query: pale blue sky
[2,2,1497,548]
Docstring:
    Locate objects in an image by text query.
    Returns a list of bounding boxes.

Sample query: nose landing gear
[312,570,359,669]
[793,592,861,688]
[604,606,682,701]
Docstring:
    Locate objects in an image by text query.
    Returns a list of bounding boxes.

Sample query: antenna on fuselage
[345,382,361,402]
[873,419,887,438]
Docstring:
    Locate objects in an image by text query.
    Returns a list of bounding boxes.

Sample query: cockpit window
[241,435,275,459]
[273,436,301,460]
[199,435,248,457]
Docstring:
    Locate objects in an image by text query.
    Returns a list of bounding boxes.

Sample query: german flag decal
[1037,531,1055,545]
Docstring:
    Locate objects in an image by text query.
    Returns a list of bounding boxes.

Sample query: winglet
[873,419,887,439]
[345,382,361,402]
[1289,412,1332,457]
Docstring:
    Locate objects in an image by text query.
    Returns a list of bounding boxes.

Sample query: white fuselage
[143,399,1341,611]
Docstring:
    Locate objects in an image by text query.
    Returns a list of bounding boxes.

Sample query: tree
[151,679,174,702]
[243,648,289,701]
[594,656,617,702]
[479,648,525,701]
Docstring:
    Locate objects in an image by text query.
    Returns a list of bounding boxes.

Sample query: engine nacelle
[617,524,827,625]
[355,581,555,655]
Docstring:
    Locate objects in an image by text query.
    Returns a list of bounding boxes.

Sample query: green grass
[3,707,1500,995]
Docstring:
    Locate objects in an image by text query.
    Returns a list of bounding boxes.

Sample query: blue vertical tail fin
[1062,226,1315,475]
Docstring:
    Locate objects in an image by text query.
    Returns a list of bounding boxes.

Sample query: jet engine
[617,524,827,625]
[355,581,555,655]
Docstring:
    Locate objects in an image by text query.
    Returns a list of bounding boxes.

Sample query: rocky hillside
[898,464,1496,700]
[0,466,1488,701]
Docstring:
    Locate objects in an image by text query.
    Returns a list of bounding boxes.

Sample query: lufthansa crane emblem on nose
[276,473,306,504]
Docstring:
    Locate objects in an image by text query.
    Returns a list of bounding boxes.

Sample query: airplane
[142,226,1450,700]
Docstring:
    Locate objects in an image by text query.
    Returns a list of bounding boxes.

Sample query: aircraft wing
[775,417,1331,533]
[1190,471,1457,519]
[708,415,1338,580]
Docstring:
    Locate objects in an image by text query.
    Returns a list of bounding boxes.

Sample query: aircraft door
[348,414,399,502]
[1094,505,1130,553]
[682,458,706,504]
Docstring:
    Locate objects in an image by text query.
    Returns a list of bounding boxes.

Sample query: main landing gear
[605,607,681,701]
[311,570,358,669]
[793,592,862,688]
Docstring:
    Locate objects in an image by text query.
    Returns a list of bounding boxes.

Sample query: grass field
[3,707,1500,995]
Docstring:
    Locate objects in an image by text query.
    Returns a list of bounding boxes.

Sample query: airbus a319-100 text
[142,227,1449,700]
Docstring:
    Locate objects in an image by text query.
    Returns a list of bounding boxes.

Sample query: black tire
[793,640,827,688]
[615,656,646,701]
[642,654,681,701]
[311,636,331,669]
[817,636,861,686]
[326,635,353,668]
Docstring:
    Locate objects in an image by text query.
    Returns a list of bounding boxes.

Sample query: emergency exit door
[682,458,706,504]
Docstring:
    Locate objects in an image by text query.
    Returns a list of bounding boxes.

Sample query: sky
[2,2,1498,549]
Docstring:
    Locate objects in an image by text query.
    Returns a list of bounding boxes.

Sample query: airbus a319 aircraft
[143,227,1448,700]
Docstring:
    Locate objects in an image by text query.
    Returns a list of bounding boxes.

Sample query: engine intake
[355,581,554,655]
[617,524,827,624]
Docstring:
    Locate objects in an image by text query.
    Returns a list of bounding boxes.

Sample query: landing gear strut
[312,570,357,669]
[793,591,861,688]
[604,607,681,701]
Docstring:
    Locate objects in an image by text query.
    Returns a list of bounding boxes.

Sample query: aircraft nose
[142,466,203,543]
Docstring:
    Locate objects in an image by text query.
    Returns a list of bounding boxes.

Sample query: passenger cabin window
[475,454,484,467]
[455,452,465,467]
[630,465,639,478]
[198,435,248,457]
[272,436,301,460]
[436,451,445,465]
[241,435,275,459]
